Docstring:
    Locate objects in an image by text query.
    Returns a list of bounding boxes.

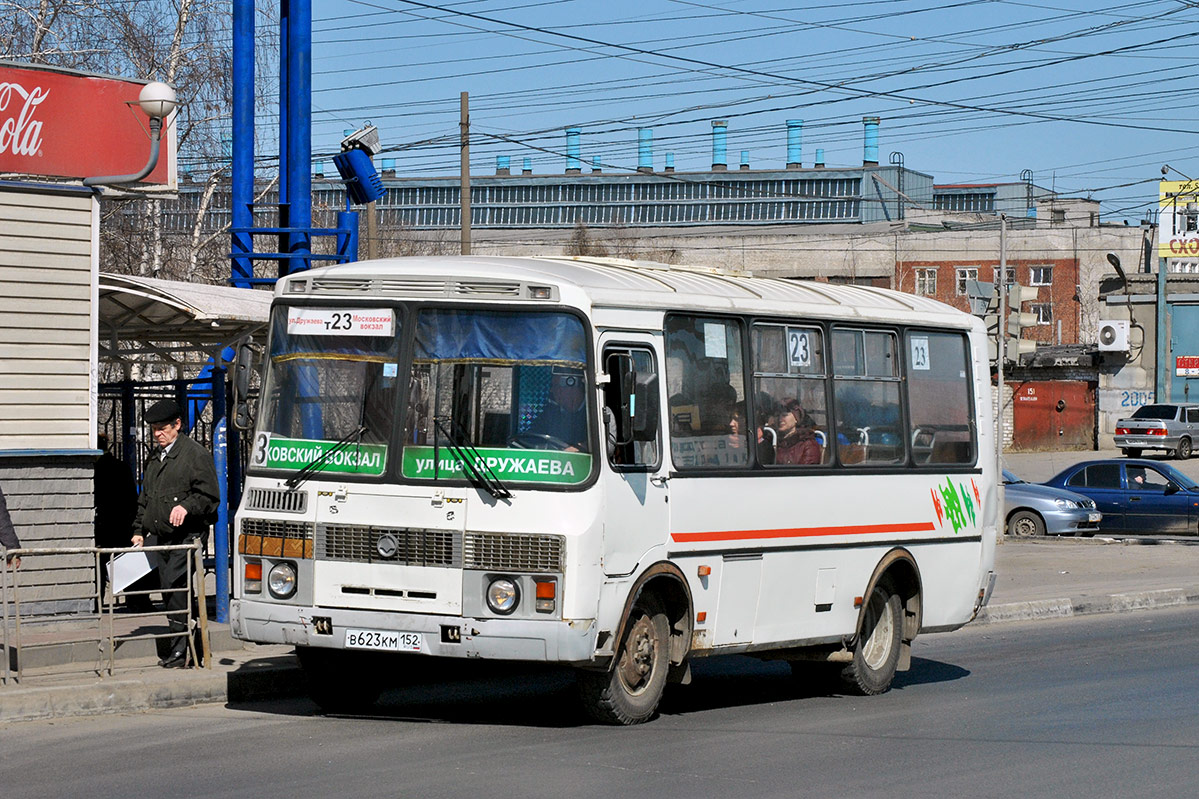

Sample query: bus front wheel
[578,594,670,725]
[841,578,903,696]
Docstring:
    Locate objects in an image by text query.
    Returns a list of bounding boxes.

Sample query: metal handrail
[1,542,211,684]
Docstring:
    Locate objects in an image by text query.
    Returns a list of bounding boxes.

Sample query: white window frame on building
[914,268,937,296]
[955,266,979,296]
[1030,265,1053,286]
[1030,302,1053,325]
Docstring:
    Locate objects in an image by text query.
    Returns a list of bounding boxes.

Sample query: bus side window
[603,346,660,468]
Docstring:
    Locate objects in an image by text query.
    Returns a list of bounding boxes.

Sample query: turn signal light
[244,561,262,594]
[697,565,711,577]
[534,578,556,614]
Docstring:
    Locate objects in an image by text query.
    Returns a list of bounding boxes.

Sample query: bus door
[599,336,668,577]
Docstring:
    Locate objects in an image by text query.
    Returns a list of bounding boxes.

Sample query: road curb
[975,587,1199,625]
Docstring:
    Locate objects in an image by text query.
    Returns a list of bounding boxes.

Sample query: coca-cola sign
[0,63,174,186]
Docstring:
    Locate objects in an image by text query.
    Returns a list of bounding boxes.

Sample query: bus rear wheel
[578,594,670,725]
[841,578,903,696]
[297,646,384,714]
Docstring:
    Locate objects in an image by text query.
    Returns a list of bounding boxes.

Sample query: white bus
[231,256,998,724]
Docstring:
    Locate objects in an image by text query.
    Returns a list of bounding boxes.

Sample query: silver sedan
[1003,469,1102,537]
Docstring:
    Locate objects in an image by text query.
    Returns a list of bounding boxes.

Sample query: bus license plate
[344,629,423,652]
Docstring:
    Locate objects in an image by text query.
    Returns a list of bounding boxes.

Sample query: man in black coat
[132,399,219,668]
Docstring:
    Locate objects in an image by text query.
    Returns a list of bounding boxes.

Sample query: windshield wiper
[434,417,512,500]
[285,425,367,490]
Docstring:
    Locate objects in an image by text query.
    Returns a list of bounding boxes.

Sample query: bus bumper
[230,598,599,665]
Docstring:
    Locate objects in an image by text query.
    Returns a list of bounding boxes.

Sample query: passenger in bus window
[754,391,779,465]
[727,407,747,451]
[774,398,822,465]
[527,366,589,451]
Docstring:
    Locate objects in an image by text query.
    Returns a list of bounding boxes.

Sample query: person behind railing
[94,433,144,611]
[131,400,219,669]
[0,483,21,571]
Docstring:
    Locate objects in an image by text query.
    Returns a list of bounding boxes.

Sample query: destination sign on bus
[253,434,388,475]
[401,446,591,485]
[286,308,395,337]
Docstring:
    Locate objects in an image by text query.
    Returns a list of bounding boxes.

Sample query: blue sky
[297,0,1199,221]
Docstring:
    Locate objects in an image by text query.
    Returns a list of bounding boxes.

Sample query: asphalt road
[4,607,1197,799]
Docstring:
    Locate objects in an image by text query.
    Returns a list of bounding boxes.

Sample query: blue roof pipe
[740,150,750,170]
[496,155,510,175]
[285,0,312,274]
[863,116,880,165]
[230,0,253,288]
[786,119,802,169]
[711,120,727,170]
[665,153,675,172]
[522,157,532,175]
[565,127,582,173]
[815,148,825,168]
[638,128,653,173]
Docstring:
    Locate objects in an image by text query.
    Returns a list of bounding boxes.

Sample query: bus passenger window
[906,331,974,465]
[832,329,903,466]
[752,323,829,467]
[664,316,748,469]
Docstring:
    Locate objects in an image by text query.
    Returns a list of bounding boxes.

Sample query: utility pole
[460,91,471,255]
[997,214,1007,536]
[366,200,379,260]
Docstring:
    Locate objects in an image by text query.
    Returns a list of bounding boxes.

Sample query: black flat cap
[144,399,182,424]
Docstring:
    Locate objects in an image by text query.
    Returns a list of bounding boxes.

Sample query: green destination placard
[401,446,591,485]
[258,436,388,476]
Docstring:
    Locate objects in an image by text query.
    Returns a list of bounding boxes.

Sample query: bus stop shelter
[97,273,272,621]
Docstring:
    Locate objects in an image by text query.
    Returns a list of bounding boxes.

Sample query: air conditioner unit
[1098,319,1130,352]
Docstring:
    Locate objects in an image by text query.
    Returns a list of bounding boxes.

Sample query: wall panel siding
[0,188,96,453]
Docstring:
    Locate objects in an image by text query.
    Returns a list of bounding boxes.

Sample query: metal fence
[1,542,210,684]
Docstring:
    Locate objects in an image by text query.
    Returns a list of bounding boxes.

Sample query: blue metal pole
[285,0,311,274]
[1158,256,1169,402]
[212,365,230,623]
[278,0,289,263]
[231,0,254,288]
[336,210,359,263]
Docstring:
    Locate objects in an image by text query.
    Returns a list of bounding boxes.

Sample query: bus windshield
[252,306,401,477]
[401,308,594,488]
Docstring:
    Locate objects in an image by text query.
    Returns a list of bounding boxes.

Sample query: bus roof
[279,255,974,327]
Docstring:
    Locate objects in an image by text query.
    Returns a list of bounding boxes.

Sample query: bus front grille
[317,524,461,567]
[463,533,564,573]
[243,488,308,514]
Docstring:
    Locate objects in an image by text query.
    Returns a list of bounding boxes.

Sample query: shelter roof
[98,273,271,363]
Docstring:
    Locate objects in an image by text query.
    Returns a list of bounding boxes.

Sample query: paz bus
[230,255,998,724]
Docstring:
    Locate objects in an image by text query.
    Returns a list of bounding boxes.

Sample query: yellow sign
[1158,180,1199,259]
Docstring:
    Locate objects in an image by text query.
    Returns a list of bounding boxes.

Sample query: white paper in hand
[108,550,153,594]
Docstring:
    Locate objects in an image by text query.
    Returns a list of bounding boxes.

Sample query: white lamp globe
[138,82,178,120]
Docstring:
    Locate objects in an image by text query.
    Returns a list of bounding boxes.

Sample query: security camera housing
[341,125,380,157]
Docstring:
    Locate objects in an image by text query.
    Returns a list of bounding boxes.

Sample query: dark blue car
[1043,459,1199,535]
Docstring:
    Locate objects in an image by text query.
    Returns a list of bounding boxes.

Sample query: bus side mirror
[608,353,635,446]
[231,339,257,431]
[631,371,659,441]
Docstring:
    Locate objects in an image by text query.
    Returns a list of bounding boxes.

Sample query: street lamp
[83,81,178,186]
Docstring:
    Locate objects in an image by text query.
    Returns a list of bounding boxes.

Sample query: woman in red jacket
[774,398,822,466]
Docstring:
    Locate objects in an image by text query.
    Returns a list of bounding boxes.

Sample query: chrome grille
[317,524,461,567]
[241,518,314,539]
[463,533,564,573]
[243,488,308,514]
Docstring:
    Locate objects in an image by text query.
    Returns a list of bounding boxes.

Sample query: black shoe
[160,649,188,669]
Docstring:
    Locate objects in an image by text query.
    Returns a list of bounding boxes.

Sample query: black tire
[1177,438,1192,460]
[840,578,903,696]
[578,593,671,725]
[1007,509,1046,537]
[1124,448,1141,458]
[297,646,384,713]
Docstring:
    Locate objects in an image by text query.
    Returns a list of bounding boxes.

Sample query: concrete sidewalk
[2,536,1197,723]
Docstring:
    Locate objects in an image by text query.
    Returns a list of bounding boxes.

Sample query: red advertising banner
[1176,356,1199,376]
[0,63,175,186]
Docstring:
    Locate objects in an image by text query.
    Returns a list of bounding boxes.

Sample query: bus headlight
[486,577,520,615]
[268,562,298,599]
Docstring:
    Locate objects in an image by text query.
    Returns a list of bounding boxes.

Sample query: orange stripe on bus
[670,521,937,543]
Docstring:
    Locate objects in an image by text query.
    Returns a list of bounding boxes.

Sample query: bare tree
[1,0,279,284]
